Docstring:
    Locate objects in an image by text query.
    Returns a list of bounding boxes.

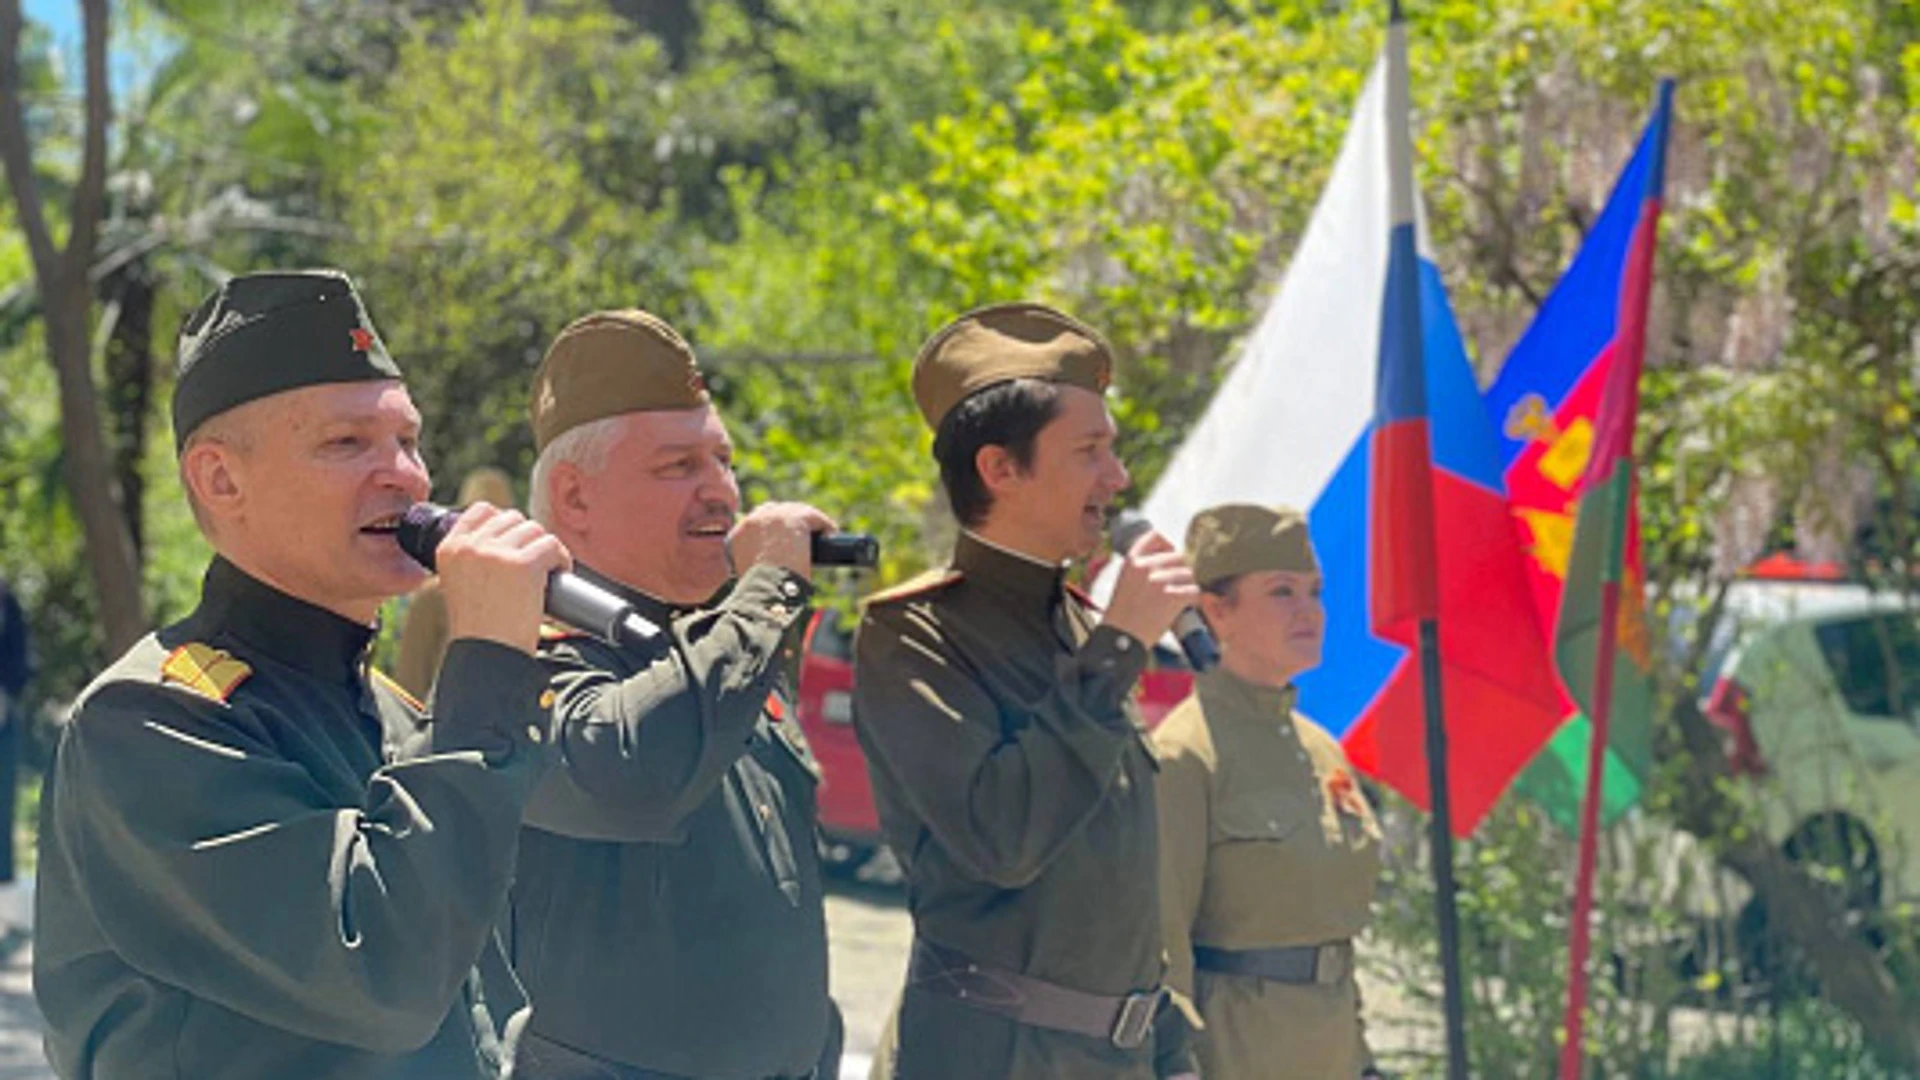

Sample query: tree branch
[63,0,109,279]
[0,0,58,281]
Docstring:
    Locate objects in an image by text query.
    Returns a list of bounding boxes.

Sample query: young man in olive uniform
[509,310,841,1080]
[853,303,1200,1079]
[34,270,569,1079]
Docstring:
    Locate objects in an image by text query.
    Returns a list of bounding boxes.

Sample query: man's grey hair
[529,414,627,525]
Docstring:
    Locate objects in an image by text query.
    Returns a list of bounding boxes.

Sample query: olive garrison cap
[912,302,1114,432]
[1186,503,1320,588]
[172,270,400,448]
[529,310,709,453]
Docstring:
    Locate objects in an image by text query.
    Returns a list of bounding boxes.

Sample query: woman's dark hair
[932,378,1065,528]
[1201,574,1242,601]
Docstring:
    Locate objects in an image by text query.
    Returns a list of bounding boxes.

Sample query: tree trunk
[43,278,146,652]
[0,0,147,653]
[100,261,155,558]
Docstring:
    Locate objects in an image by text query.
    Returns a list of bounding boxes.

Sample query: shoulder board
[861,568,963,608]
[538,620,590,643]
[369,668,426,712]
[1063,582,1102,613]
[159,643,252,704]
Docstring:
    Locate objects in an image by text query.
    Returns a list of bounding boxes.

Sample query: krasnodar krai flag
[1496,82,1675,829]
[1132,40,1564,834]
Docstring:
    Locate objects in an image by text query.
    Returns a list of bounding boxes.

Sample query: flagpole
[1556,78,1674,1080]
[1559,587,1621,1079]
[1421,619,1472,1080]
[1384,3,1471,1077]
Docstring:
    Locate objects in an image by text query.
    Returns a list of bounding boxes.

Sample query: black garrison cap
[171,270,402,448]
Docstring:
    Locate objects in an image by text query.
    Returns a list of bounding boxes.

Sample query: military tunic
[854,532,1193,1079]
[1154,670,1382,1079]
[34,558,550,1079]
[509,562,835,1080]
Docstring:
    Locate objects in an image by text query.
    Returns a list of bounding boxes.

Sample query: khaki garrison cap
[1186,503,1320,588]
[911,302,1115,432]
[529,310,710,453]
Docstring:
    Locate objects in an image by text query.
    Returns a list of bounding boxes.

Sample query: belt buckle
[1109,988,1166,1050]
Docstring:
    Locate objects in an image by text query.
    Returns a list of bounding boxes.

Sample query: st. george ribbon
[395,503,662,648]
[1110,510,1220,672]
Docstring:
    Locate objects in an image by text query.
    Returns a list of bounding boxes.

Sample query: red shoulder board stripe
[538,620,588,643]
[1063,582,1102,613]
[862,568,963,608]
[370,668,425,712]
[160,643,251,703]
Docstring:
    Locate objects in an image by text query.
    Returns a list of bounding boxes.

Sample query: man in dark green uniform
[509,309,840,1080]
[854,303,1200,1079]
[33,270,569,1079]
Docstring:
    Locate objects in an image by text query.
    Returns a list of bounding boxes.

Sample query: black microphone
[395,503,660,648]
[1110,510,1220,673]
[811,531,880,568]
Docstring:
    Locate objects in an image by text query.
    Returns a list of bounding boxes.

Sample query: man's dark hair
[933,378,1065,528]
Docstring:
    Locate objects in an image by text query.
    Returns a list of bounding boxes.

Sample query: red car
[796,609,1196,872]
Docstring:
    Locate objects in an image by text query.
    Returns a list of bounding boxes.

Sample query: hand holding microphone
[426,502,573,656]
[727,502,837,580]
[727,503,882,577]
[1107,511,1219,672]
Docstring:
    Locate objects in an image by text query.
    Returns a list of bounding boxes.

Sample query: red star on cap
[349,327,374,352]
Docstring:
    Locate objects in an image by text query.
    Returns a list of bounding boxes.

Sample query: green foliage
[337,0,686,490]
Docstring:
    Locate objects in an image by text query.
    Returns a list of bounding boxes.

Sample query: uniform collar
[954,530,1068,616]
[195,557,376,686]
[1197,666,1299,730]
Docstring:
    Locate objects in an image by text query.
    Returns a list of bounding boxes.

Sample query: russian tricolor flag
[1134,22,1565,834]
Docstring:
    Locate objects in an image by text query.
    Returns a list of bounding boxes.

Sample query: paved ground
[0,945,46,1080]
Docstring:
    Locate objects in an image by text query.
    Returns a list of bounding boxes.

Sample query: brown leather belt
[906,939,1169,1050]
[1193,941,1355,985]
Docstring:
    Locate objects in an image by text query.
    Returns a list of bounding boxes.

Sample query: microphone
[1110,510,1220,673]
[395,503,660,648]
[811,531,880,568]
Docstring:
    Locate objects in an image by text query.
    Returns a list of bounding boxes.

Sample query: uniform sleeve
[392,582,449,700]
[1153,736,1210,1030]
[851,599,1148,890]
[522,564,811,842]
[53,639,549,1054]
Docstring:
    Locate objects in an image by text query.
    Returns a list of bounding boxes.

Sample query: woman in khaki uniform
[1154,503,1385,1079]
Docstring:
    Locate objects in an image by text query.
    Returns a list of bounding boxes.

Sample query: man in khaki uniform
[1154,503,1385,1079]
[854,303,1199,1079]
[508,310,840,1079]
[34,270,567,1078]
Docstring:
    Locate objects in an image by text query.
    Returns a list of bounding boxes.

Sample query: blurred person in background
[0,576,29,950]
